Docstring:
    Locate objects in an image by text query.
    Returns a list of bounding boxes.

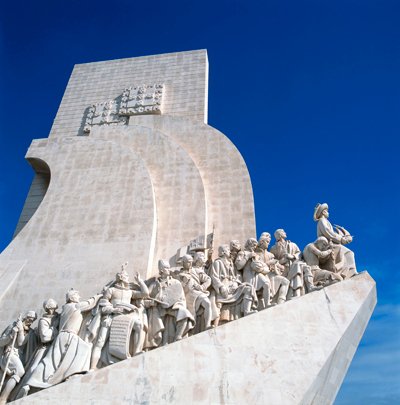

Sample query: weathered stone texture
[1,51,256,331]
[50,50,209,139]
[0,137,156,327]
[15,273,376,405]
[132,115,256,252]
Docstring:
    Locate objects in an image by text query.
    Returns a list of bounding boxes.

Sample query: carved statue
[270,229,320,297]
[25,289,100,390]
[303,237,343,286]
[90,264,149,370]
[145,260,194,349]
[314,203,357,278]
[179,254,216,332]
[14,300,59,399]
[0,311,37,405]
[192,251,208,271]
[255,233,289,305]
[1,202,363,399]
[210,245,257,325]
[236,238,272,308]
[229,240,242,269]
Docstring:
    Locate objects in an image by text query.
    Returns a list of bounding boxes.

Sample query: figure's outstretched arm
[79,294,102,312]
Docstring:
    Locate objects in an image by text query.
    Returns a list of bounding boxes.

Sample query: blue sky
[1,1,399,403]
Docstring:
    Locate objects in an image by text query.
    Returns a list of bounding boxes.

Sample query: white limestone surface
[132,115,257,251]
[90,125,208,274]
[50,50,209,140]
[15,272,376,405]
[0,136,156,329]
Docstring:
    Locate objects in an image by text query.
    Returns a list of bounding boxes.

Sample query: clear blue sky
[1,1,399,403]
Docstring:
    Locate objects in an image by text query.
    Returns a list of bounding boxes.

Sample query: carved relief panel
[83,84,164,134]
[83,101,128,133]
[119,84,164,116]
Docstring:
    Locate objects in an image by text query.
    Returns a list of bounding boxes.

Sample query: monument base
[15,272,376,405]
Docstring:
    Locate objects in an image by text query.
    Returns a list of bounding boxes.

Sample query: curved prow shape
[13,158,51,238]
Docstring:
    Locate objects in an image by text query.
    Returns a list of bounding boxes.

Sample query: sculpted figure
[229,240,242,271]
[179,254,215,332]
[270,229,319,296]
[255,233,289,304]
[25,289,100,390]
[145,260,194,348]
[314,203,357,278]
[15,300,59,399]
[90,264,149,370]
[303,237,343,286]
[192,251,208,272]
[235,238,272,308]
[0,311,37,405]
[210,245,257,325]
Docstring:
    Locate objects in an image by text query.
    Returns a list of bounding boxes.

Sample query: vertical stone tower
[0,50,256,327]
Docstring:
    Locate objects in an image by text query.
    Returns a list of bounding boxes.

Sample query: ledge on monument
[15,272,376,405]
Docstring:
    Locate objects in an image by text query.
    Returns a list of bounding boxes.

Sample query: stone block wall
[49,50,209,139]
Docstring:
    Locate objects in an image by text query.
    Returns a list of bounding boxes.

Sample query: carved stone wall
[50,50,208,139]
[0,50,256,330]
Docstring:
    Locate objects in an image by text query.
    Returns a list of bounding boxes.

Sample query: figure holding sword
[0,311,37,405]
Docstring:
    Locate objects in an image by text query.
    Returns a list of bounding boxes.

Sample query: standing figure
[303,237,343,286]
[0,311,37,405]
[255,233,289,305]
[146,260,194,349]
[26,289,100,390]
[314,203,357,278]
[236,238,272,308]
[229,240,242,262]
[179,254,215,332]
[210,245,257,325]
[90,265,149,370]
[14,300,59,399]
[270,229,319,296]
[229,239,243,281]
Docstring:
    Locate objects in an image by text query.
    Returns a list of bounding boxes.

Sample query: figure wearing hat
[313,203,357,278]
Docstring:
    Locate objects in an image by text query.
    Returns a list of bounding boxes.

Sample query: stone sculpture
[14,300,59,399]
[90,264,149,370]
[25,289,100,391]
[229,240,242,269]
[210,245,257,326]
[236,238,272,309]
[255,233,289,305]
[0,311,37,405]
[179,254,214,332]
[192,251,208,273]
[303,237,343,286]
[270,229,319,297]
[145,260,194,348]
[314,203,357,278]
[0,45,371,404]
[0,202,363,402]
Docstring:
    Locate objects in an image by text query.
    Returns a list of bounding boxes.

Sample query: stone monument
[0,50,376,404]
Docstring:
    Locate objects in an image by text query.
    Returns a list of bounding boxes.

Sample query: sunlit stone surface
[15,273,376,405]
[0,50,375,404]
